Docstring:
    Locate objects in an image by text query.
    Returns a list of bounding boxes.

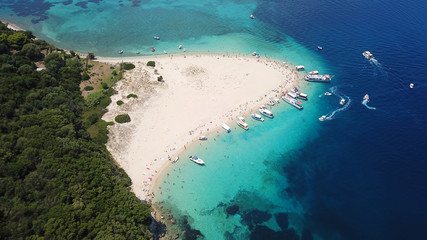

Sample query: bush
[126,94,138,99]
[101,82,108,89]
[157,76,163,82]
[123,63,135,70]
[146,61,155,67]
[115,114,131,123]
[117,100,124,106]
[84,86,94,91]
[82,72,90,80]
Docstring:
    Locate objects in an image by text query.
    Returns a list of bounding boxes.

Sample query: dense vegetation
[127,93,138,99]
[123,63,135,70]
[115,114,131,123]
[0,22,152,239]
[146,61,155,67]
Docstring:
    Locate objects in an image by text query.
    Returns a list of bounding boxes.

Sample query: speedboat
[317,46,323,50]
[236,119,249,130]
[362,51,374,59]
[295,65,305,71]
[410,83,414,88]
[199,136,207,140]
[151,47,155,52]
[363,94,369,102]
[251,113,264,122]
[282,94,303,110]
[179,45,183,49]
[154,36,160,40]
[250,14,254,19]
[340,99,345,105]
[319,115,327,121]
[189,156,205,165]
[304,72,332,83]
[259,107,274,118]
[119,50,124,54]
[222,123,231,133]
[324,92,332,96]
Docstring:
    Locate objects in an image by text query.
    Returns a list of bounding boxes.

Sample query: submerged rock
[226,204,239,216]
[275,212,289,230]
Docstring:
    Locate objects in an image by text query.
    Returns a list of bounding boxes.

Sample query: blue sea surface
[2,0,427,239]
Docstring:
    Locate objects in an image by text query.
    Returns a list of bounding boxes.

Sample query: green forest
[0,22,153,239]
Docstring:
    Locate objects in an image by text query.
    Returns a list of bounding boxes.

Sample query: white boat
[340,99,345,105]
[183,48,186,52]
[189,156,205,165]
[259,107,274,118]
[304,72,332,83]
[324,92,332,96]
[178,45,183,49]
[274,98,280,104]
[292,87,308,100]
[199,136,207,140]
[119,50,124,54]
[236,119,249,130]
[318,46,323,50]
[362,51,374,59]
[250,14,254,19]
[251,113,264,122]
[163,50,167,54]
[173,156,179,163]
[319,115,327,121]
[363,94,369,102]
[282,94,303,110]
[410,83,414,88]
[252,51,257,56]
[267,100,276,106]
[287,91,298,99]
[222,123,231,133]
[295,65,305,71]
[238,116,245,122]
[154,36,160,40]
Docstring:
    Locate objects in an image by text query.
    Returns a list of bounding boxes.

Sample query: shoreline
[99,53,300,205]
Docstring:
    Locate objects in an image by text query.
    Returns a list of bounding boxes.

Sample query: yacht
[362,51,374,59]
[189,156,205,165]
[236,119,249,130]
[259,107,274,118]
[282,94,303,110]
[324,92,332,96]
[319,115,327,121]
[222,123,231,133]
[304,72,332,83]
[251,113,264,122]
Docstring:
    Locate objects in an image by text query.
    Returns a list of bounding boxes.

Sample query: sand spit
[99,54,299,201]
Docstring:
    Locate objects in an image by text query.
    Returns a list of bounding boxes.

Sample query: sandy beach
[99,54,299,201]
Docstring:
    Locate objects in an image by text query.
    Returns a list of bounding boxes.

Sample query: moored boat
[267,100,276,106]
[222,123,231,133]
[295,65,305,71]
[173,156,179,163]
[251,113,264,122]
[199,135,207,140]
[304,72,331,83]
[362,51,374,59]
[259,107,274,118]
[178,45,183,49]
[189,156,205,165]
[282,94,303,110]
[292,87,308,100]
[151,47,155,52]
[119,50,124,54]
[236,119,249,130]
[154,36,160,40]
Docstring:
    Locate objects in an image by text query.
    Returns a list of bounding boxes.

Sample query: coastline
[99,53,300,203]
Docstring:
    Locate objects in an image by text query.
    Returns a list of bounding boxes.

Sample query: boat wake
[369,58,387,76]
[362,99,376,110]
[322,87,351,120]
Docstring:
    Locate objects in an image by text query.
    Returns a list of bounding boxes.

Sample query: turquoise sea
[2,0,427,239]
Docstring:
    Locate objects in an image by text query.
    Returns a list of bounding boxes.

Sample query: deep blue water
[2,0,427,239]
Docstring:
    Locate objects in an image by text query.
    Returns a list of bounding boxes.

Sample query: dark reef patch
[241,209,272,230]
[3,0,54,23]
[225,204,239,216]
[274,212,289,231]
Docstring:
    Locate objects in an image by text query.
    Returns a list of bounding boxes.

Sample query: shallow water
[2,0,427,239]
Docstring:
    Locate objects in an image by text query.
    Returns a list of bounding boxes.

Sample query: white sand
[99,54,299,201]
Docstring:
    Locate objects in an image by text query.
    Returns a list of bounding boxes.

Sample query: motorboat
[137,51,140,54]
[151,47,155,52]
[304,72,332,83]
[252,51,257,56]
[179,45,183,49]
[238,116,245,122]
[282,94,303,110]
[259,107,274,118]
[189,156,205,165]
[251,113,264,122]
[199,136,207,140]
[410,83,414,88]
[183,48,186,52]
[274,98,281,104]
[163,50,167,54]
[363,94,369,102]
[319,115,327,121]
[250,14,254,19]
[173,156,179,163]
[362,51,373,59]
[236,119,249,130]
[340,99,345,105]
[318,46,323,50]
[292,87,308,100]
[222,123,231,133]
[295,65,305,71]
[287,91,298,99]
[119,50,124,54]
[154,36,160,40]
[324,92,332,96]
[267,100,276,106]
